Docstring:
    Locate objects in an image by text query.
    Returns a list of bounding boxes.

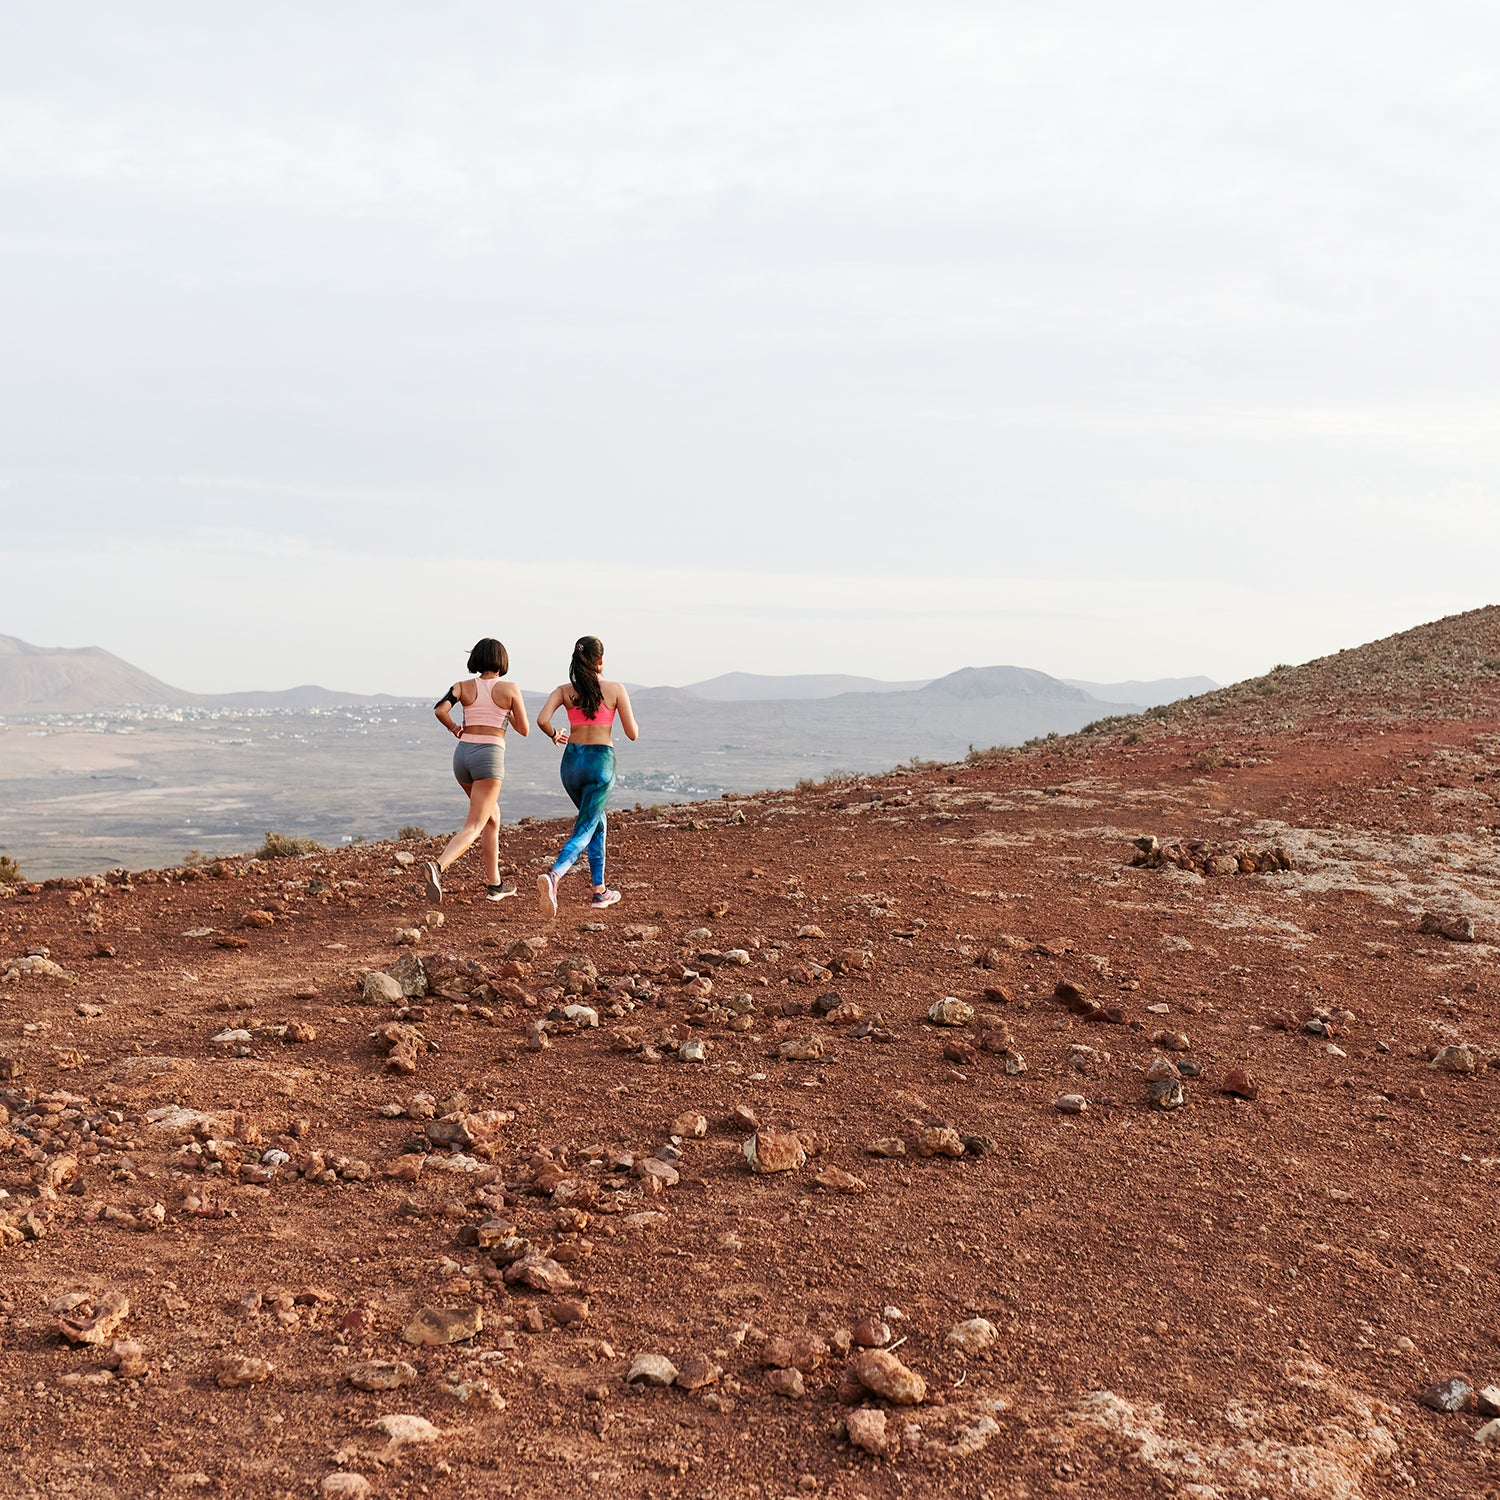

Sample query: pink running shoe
[537,871,558,920]
[590,887,621,909]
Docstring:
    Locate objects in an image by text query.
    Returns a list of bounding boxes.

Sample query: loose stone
[675,1355,722,1391]
[928,998,975,1027]
[321,1476,373,1500]
[915,1126,964,1158]
[1421,1377,1475,1413]
[215,1354,275,1388]
[945,1317,998,1353]
[401,1306,482,1346]
[845,1407,889,1454]
[1430,1045,1477,1074]
[1221,1068,1258,1099]
[1147,1077,1186,1111]
[743,1131,806,1174]
[848,1349,926,1405]
[627,1353,679,1386]
[348,1360,418,1391]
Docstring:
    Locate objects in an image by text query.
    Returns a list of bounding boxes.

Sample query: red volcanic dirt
[4,618,1500,1499]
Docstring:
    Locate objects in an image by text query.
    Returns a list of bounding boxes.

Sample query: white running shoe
[423,860,442,904]
[590,887,621,909]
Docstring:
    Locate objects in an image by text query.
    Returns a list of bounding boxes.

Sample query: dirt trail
[2,677,1499,1496]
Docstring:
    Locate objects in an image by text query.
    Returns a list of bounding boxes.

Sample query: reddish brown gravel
[3,609,1500,1498]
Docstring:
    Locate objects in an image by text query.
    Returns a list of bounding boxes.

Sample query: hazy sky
[3,2,1497,694]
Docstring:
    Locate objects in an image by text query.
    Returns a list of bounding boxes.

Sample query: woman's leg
[480,811,501,888]
[436,778,502,873]
[552,747,614,881]
[585,814,607,888]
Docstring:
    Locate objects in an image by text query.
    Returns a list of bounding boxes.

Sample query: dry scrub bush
[255,831,322,860]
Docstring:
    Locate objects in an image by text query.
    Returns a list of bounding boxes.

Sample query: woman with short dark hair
[535,635,638,916]
[425,638,529,902]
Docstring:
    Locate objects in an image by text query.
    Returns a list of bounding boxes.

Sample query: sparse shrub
[397,825,429,842]
[255,831,322,860]
[1123,731,1143,745]
[1256,683,1278,697]
[795,777,818,792]
[0,854,21,885]
[1192,748,1224,771]
[904,755,944,773]
[966,743,1009,764]
[184,848,205,866]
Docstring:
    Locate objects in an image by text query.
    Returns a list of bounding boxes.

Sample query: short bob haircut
[467,638,509,675]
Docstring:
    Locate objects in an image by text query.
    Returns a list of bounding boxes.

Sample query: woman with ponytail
[535,636,638,916]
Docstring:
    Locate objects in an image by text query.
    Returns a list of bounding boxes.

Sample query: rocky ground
[3,608,1500,1500]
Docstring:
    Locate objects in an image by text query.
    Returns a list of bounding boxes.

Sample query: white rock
[627,1353,679,1386]
[1431,1044,1477,1074]
[562,1004,598,1027]
[144,1106,226,1134]
[945,1317,998,1353]
[362,972,405,1005]
[321,1475,373,1499]
[371,1414,441,1444]
[211,1029,253,1044]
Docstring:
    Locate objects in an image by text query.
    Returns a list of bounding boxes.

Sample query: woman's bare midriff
[567,726,614,745]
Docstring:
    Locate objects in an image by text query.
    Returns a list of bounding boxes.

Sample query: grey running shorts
[453,737,505,785]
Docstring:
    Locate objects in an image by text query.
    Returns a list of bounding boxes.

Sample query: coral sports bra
[566,702,616,726]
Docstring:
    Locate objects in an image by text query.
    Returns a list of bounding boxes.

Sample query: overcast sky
[3,2,1497,694]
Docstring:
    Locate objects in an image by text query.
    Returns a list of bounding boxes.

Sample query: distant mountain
[919,665,1093,702]
[1064,675,1219,707]
[0,634,196,713]
[684,671,930,700]
[0,635,402,713]
[211,686,409,709]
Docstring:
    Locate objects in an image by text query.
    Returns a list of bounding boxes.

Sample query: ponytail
[570,636,604,717]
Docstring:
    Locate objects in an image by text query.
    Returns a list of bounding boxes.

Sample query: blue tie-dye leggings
[553,743,616,885]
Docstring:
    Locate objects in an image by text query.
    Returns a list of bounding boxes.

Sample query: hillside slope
[0,612,1497,1496]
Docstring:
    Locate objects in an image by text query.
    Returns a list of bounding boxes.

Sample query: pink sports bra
[566,702,616,726]
[462,677,511,732]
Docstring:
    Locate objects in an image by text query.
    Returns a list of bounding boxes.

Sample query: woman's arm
[504,682,531,737]
[433,684,464,738]
[537,685,569,745]
[613,683,639,742]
